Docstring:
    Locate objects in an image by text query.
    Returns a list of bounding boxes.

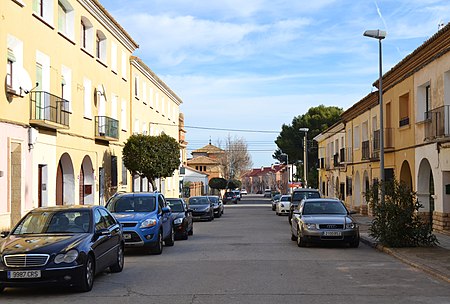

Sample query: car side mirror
[1,231,10,238]
[162,206,171,214]
[95,228,110,236]
[348,210,357,215]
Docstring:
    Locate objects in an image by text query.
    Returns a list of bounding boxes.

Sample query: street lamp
[299,128,309,188]
[364,29,386,205]
[281,152,290,194]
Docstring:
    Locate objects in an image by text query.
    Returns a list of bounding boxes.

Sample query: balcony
[95,116,119,141]
[29,91,70,129]
[361,140,370,160]
[425,105,450,141]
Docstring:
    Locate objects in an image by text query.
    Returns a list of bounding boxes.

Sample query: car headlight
[174,218,183,225]
[54,249,78,264]
[205,207,210,212]
[140,218,157,228]
[346,223,358,229]
[305,223,318,230]
[281,203,285,208]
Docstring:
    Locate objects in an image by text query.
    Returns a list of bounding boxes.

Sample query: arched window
[58,0,74,39]
[96,30,107,62]
[80,16,93,53]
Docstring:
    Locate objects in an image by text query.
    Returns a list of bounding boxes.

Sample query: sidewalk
[354,215,450,284]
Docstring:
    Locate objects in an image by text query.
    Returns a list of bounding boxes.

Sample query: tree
[122,134,180,190]
[218,135,253,180]
[274,105,343,188]
[366,179,438,247]
[209,177,228,194]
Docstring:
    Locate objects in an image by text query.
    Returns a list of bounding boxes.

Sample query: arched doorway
[362,170,370,214]
[400,160,413,190]
[79,156,95,205]
[417,159,434,227]
[56,153,75,205]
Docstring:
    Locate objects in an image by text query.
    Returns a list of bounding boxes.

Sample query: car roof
[114,192,160,197]
[293,188,320,192]
[31,205,97,212]
[303,198,341,203]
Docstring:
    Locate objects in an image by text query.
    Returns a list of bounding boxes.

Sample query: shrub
[366,179,438,247]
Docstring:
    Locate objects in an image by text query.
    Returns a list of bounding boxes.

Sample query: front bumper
[122,225,159,248]
[302,229,360,243]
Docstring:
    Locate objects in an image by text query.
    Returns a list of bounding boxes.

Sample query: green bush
[366,179,438,247]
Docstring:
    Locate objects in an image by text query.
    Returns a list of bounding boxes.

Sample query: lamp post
[364,29,386,205]
[281,153,290,194]
[299,128,309,188]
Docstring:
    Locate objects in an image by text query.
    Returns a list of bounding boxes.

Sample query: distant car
[106,192,174,254]
[223,191,238,204]
[232,190,241,201]
[207,196,224,217]
[240,189,248,195]
[288,188,321,225]
[271,194,282,211]
[290,198,360,248]
[264,189,272,198]
[166,198,193,240]
[0,205,124,292]
[276,195,291,215]
[188,196,214,221]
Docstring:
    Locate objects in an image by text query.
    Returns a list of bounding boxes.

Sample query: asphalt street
[2,195,450,304]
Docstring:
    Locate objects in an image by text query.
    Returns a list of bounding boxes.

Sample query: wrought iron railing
[95,116,119,140]
[425,105,450,140]
[30,91,70,127]
[362,140,370,160]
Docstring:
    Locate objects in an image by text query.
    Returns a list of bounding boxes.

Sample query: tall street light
[299,128,309,188]
[281,152,290,194]
[364,29,386,205]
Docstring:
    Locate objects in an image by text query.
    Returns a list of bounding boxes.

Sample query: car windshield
[281,196,291,201]
[208,197,219,203]
[12,210,91,234]
[189,197,210,205]
[166,199,184,212]
[107,195,156,213]
[302,201,347,215]
[292,191,320,201]
[273,194,281,200]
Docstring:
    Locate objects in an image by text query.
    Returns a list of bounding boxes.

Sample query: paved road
[2,195,450,304]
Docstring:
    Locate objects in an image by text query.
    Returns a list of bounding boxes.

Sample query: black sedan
[207,196,224,218]
[222,192,237,204]
[188,196,214,221]
[0,205,124,292]
[166,198,193,240]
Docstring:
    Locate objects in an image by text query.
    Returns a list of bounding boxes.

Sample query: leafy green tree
[274,105,343,188]
[123,134,180,190]
[366,179,438,247]
[227,179,241,190]
[209,177,228,194]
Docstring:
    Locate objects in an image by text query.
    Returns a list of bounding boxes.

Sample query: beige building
[315,24,450,233]
[187,143,225,181]
[1,0,183,228]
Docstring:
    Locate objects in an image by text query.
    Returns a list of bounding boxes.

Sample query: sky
[101,0,450,167]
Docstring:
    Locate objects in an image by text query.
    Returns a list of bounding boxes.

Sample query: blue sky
[101,0,450,167]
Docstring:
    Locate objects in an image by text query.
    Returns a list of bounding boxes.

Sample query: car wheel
[288,216,292,225]
[349,237,360,248]
[109,244,124,273]
[297,228,306,247]
[188,225,193,236]
[164,228,175,246]
[78,254,95,292]
[150,230,163,254]
[272,205,275,211]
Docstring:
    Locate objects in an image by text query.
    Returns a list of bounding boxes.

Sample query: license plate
[8,270,41,279]
[323,231,342,236]
[123,233,131,240]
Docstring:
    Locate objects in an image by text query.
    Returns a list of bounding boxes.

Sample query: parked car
[188,196,214,221]
[166,198,193,240]
[290,198,360,248]
[276,195,291,215]
[240,189,248,195]
[207,196,224,218]
[271,194,282,211]
[232,190,241,201]
[288,188,321,225]
[106,192,174,255]
[223,192,238,204]
[264,189,272,198]
[0,205,124,292]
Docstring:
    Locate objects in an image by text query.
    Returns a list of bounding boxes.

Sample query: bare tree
[218,135,253,180]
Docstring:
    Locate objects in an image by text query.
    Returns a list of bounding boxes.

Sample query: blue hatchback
[106,192,174,254]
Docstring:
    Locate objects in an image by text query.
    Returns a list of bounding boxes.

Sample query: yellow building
[187,143,225,181]
[315,24,450,233]
[1,0,184,228]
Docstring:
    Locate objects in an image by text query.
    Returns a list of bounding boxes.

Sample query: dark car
[290,198,360,248]
[166,198,193,240]
[222,192,237,204]
[0,205,124,292]
[106,192,174,255]
[207,196,224,218]
[188,196,214,221]
[288,188,321,225]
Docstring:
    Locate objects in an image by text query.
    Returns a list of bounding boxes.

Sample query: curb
[360,235,450,284]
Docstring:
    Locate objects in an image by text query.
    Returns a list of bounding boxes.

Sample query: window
[425,85,431,120]
[58,0,74,39]
[399,93,410,127]
[6,49,15,89]
[122,161,127,185]
[142,81,147,104]
[61,65,71,112]
[111,94,118,119]
[149,87,154,108]
[121,51,127,80]
[111,43,117,73]
[95,30,107,62]
[354,125,360,149]
[80,17,93,52]
[121,99,127,131]
[134,76,139,98]
[111,156,117,187]
[33,0,53,24]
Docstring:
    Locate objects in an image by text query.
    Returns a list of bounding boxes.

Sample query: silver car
[290,198,360,247]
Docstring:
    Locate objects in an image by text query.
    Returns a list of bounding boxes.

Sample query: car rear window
[292,191,320,201]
